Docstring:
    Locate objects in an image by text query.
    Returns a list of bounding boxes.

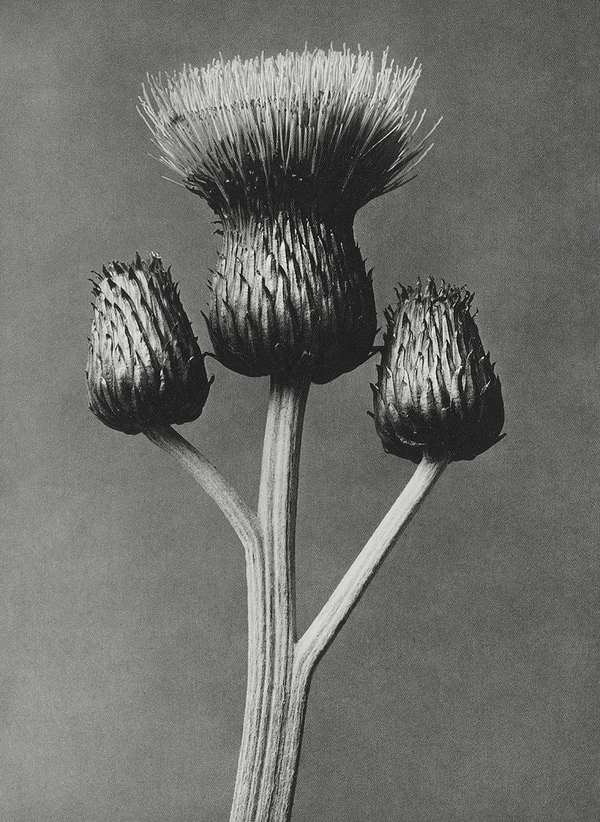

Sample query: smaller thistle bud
[87,253,212,434]
[372,278,504,463]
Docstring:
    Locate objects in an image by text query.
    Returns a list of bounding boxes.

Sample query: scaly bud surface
[207,209,376,383]
[87,254,212,434]
[140,47,434,382]
[372,278,505,462]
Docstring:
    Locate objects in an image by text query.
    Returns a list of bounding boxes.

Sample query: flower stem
[266,455,448,822]
[146,426,446,822]
[229,374,309,822]
[144,425,261,551]
[295,452,448,680]
[143,425,270,817]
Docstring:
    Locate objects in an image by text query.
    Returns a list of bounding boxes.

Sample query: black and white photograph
[1,1,598,820]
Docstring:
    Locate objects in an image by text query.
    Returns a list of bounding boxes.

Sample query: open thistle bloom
[372,278,505,463]
[139,47,433,383]
[87,253,212,434]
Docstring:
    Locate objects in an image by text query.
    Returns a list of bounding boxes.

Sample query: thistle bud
[372,278,504,463]
[86,253,212,434]
[139,48,434,383]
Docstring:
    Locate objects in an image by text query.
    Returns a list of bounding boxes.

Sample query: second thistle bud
[87,254,212,434]
[372,278,505,463]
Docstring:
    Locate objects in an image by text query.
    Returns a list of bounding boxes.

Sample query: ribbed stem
[245,452,447,822]
[262,455,448,822]
[229,374,309,822]
[148,425,446,822]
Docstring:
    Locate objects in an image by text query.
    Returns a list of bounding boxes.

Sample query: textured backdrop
[1,1,598,820]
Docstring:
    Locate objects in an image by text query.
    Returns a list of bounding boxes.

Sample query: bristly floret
[139,47,434,219]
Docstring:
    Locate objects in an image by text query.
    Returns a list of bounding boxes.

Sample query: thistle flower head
[372,278,505,463]
[139,48,434,383]
[139,46,431,219]
[86,254,212,434]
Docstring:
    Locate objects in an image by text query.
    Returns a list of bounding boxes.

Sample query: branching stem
[144,425,260,551]
[146,418,447,822]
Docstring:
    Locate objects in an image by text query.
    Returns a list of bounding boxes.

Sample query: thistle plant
[87,47,505,822]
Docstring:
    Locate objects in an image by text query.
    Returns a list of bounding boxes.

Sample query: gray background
[1,0,598,820]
